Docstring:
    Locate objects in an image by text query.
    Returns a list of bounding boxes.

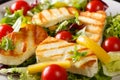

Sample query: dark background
[0,0,120,4]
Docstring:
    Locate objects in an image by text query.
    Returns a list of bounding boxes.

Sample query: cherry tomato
[0,24,13,39]
[102,37,120,52]
[10,0,31,15]
[41,64,67,80]
[55,31,72,41]
[86,0,108,12]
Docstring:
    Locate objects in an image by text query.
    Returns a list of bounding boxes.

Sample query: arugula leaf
[0,37,15,51]
[70,46,87,62]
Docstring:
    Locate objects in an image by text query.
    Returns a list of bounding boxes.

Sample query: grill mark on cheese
[32,7,77,27]
[81,60,96,69]
[39,13,47,23]
[36,43,75,53]
[80,11,105,22]
[0,24,48,56]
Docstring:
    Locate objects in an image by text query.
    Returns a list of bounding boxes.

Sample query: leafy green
[73,27,86,40]
[0,68,40,80]
[0,37,15,51]
[44,28,56,37]
[70,46,87,62]
[71,0,88,10]
[0,10,24,25]
[56,18,79,33]
[18,55,36,67]
[29,1,51,15]
[104,14,120,39]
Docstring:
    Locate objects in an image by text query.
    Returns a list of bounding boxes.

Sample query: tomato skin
[41,64,67,80]
[10,0,31,15]
[86,0,108,12]
[55,31,72,41]
[0,24,13,39]
[102,37,120,52]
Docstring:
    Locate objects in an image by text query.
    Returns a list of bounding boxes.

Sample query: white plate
[0,0,120,80]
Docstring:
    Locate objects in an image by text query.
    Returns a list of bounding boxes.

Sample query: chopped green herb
[70,46,87,62]
[0,37,15,51]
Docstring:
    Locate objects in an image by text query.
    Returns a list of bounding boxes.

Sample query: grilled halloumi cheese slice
[32,7,78,27]
[78,11,106,43]
[36,37,98,77]
[0,24,48,65]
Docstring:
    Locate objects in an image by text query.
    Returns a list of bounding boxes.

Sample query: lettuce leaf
[0,10,23,26]
[103,14,120,39]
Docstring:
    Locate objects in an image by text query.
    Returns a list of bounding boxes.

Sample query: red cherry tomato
[0,24,13,39]
[86,0,108,12]
[41,64,67,80]
[102,37,120,52]
[55,31,72,41]
[10,0,31,15]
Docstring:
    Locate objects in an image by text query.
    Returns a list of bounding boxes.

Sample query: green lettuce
[103,14,120,39]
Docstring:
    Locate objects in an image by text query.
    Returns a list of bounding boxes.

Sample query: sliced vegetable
[12,17,22,32]
[41,64,67,80]
[27,61,71,74]
[77,35,110,64]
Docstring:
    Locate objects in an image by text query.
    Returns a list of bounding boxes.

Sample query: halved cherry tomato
[10,0,31,15]
[55,30,72,42]
[102,37,120,52]
[86,0,108,12]
[0,24,13,39]
[41,64,67,80]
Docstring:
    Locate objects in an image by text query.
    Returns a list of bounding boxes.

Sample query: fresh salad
[0,0,120,80]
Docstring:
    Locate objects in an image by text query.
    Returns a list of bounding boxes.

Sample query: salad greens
[0,10,23,26]
[103,14,120,39]
[0,68,40,80]
[70,46,87,62]
[0,0,119,80]
[0,37,15,51]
